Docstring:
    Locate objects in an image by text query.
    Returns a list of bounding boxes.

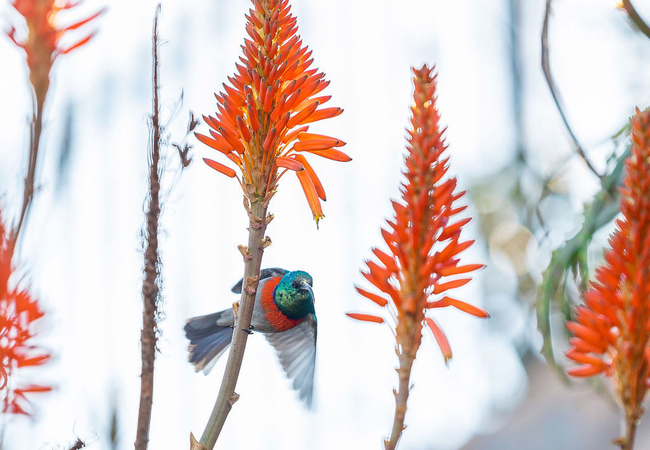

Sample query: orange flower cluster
[566,108,650,421]
[348,65,487,362]
[7,0,104,106]
[0,211,51,416]
[196,0,348,224]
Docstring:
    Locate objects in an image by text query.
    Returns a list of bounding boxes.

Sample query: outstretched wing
[231,267,289,293]
[265,314,317,407]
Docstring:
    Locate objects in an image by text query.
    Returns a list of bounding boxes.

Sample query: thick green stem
[199,198,269,449]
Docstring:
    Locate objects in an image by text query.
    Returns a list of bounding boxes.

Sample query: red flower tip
[350,65,484,365]
[565,107,650,422]
[0,208,51,416]
[9,0,104,105]
[197,0,347,225]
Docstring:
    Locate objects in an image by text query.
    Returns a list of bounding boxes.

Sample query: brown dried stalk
[135,5,163,450]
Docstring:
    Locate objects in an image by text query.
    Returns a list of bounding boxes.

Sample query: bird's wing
[265,314,317,407]
[231,267,289,293]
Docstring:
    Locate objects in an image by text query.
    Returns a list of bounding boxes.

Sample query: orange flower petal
[263,127,277,152]
[203,158,237,178]
[195,132,233,155]
[61,9,106,32]
[432,278,471,295]
[346,313,384,324]
[296,169,324,224]
[293,138,344,151]
[372,248,399,273]
[61,33,96,54]
[355,286,389,307]
[287,100,320,129]
[426,317,452,364]
[276,157,304,171]
[439,218,472,241]
[566,322,608,348]
[16,355,50,368]
[300,107,343,125]
[567,365,606,377]
[302,148,352,162]
[565,349,606,367]
[298,132,346,146]
[437,263,484,277]
[282,126,311,145]
[427,296,489,318]
[293,154,326,200]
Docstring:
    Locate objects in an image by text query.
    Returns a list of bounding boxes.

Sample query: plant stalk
[11,93,44,253]
[619,410,639,450]
[135,5,162,450]
[199,198,268,449]
[385,318,417,450]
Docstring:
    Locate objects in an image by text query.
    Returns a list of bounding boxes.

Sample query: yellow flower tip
[314,213,324,229]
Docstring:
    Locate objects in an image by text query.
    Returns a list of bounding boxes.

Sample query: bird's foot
[242,325,255,334]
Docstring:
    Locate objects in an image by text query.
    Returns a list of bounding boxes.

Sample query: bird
[184,268,317,407]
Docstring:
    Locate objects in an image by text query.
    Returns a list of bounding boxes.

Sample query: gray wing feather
[231,267,289,293]
[265,315,317,407]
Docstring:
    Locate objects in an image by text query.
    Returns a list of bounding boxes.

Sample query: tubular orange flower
[195,0,348,225]
[565,108,650,449]
[348,65,487,450]
[7,0,105,108]
[0,209,51,416]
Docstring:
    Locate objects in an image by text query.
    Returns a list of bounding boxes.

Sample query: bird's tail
[185,312,234,374]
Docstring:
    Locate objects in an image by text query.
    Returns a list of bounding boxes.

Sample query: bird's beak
[301,281,314,298]
[301,281,315,312]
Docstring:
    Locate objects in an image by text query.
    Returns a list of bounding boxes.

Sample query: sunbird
[184,268,317,406]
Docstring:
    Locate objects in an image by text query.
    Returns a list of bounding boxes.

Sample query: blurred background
[1,0,650,448]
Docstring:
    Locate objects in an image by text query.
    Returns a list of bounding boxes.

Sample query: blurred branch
[69,438,86,450]
[537,140,628,370]
[621,0,650,41]
[541,0,602,179]
[135,5,163,450]
[10,96,44,253]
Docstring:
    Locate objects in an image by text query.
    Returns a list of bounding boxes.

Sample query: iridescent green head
[274,271,315,320]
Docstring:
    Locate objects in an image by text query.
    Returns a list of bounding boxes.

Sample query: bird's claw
[242,325,255,334]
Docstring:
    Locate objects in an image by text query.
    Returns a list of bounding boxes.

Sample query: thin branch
[69,438,86,450]
[10,95,44,254]
[384,322,416,450]
[135,5,163,450]
[199,199,269,449]
[541,0,602,179]
[621,0,650,41]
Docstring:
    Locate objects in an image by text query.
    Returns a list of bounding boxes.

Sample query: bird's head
[274,271,315,320]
